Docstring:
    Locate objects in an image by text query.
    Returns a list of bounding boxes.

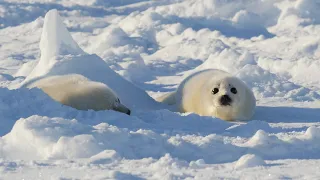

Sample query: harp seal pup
[157,69,256,121]
[27,74,131,115]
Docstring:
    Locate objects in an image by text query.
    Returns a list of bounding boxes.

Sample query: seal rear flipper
[156,91,177,105]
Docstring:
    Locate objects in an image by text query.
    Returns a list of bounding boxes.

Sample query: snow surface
[1,0,320,179]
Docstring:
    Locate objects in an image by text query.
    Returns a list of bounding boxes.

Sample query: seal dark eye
[212,88,219,94]
[231,87,237,94]
[117,98,120,103]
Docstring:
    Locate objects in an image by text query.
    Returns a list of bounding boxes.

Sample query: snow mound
[303,126,320,140]
[235,154,266,169]
[279,0,320,26]
[88,25,152,82]
[0,87,71,136]
[197,49,256,73]
[245,130,281,147]
[226,120,273,137]
[189,159,206,168]
[14,60,38,77]
[0,114,233,161]
[2,115,93,160]
[89,25,132,51]
[39,9,84,64]
[89,150,121,164]
[149,28,229,64]
[149,0,279,38]
[20,9,163,110]
[236,65,319,101]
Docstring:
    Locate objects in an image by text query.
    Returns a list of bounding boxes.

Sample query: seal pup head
[206,76,248,121]
[113,98,131,115]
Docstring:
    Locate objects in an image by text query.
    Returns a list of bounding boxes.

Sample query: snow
[235,154,266,169]
[1,0,320,179]
[39,9,84,65]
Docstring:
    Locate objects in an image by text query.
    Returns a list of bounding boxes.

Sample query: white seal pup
[27,74,131,115]
[158,69,256,121]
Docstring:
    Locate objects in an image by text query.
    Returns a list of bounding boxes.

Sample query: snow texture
[1,0,320,179]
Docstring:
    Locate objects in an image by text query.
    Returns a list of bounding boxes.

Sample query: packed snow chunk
[226,120,273,137]
[111,171,144,180]
[303,126,320,140]
[245,130,282,147]
[235,154,266,169]
[278,0,320,26]
[120,55,152,82]
[40,9,84,62]
[2,115,91,160]
[88,150,121,164]
[189,159,206,168]
[167,134,242,163]
[50,134,102,159]
[197,49,257,73]
[0,87,77,136]
[232,10,262,28]
[119,11,164,37]
[89,25,131,52]
[236,65,318,101]
[154,0,279,27]
[14,60,38,77]
[151,154,189,179]
[150,0,278,38]
[87,25,152,82]
[149,28,229,66]
[151,154,188,169]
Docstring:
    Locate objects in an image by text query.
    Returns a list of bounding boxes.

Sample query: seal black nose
[126,109,131,115]
[220,95,232,106]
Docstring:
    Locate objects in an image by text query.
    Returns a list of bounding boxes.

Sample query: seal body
[28,74,131,115]
[158,69,256,121]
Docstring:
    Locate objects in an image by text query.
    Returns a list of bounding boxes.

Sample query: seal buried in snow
[27,74,131,115]
[157,69,256,121]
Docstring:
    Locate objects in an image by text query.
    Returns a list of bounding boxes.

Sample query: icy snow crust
[1,0,320,179]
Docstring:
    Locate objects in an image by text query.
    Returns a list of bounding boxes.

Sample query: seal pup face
[113,98,131,115]
[208,77,246,120]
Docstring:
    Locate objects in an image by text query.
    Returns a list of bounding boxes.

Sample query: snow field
[1,0,320,179]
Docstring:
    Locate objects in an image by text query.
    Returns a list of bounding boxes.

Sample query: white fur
[27,74,130,114]
[158,69,256,121]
